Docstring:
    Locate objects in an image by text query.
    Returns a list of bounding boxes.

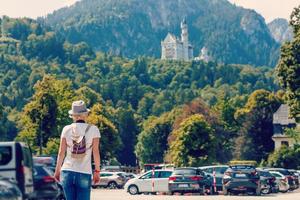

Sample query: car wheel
[261,188,269,194]
[207,186,213,195]
[107,181,118,189]
[91,185,98,189]
[128,185,139,195]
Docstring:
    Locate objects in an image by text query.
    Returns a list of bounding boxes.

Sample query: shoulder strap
[85,124,92,134]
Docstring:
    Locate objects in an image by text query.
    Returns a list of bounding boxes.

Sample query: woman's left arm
[92,138,100,183]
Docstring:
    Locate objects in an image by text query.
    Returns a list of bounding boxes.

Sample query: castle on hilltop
[161,19,193,61]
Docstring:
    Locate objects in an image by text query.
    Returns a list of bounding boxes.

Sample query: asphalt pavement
[91,189,300,200]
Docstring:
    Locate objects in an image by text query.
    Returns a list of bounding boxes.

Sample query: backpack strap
[66,124,92,148]
[85,124,92,134]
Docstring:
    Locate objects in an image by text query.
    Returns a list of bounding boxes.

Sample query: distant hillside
[44,0,280,67]
[268,18,293,44]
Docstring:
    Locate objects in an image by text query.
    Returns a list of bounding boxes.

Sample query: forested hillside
[44,0,280,66]
[0,17,281,166]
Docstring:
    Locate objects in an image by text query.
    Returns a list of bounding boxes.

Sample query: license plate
[235,174,246,178]
[237,186,246,190]
[178,184,189,188]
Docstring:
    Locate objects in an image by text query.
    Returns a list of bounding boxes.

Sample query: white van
[0,142,34,199]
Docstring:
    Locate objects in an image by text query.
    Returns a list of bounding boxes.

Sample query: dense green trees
[135,110,179,166]
[88,104,122,163]
[267,145,300,169]
[0,16,286,166]
[276,5,300,122]
[234,90,282,162]
[168,114,217,167]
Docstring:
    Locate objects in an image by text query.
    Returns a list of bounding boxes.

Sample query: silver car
[269,171,289,192]
[92,171,127,189]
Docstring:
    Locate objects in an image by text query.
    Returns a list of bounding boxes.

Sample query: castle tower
[181,18,189,60]
[181,18,188,44]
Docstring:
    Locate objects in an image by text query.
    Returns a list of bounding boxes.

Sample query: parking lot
[91,189,300,200]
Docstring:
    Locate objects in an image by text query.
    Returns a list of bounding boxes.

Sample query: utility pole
[39,99,44,156]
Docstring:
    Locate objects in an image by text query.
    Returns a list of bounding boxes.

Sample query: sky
[0,0,299,22]
[228,0,299,22]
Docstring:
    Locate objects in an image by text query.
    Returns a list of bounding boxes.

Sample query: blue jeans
[61,170,91,200]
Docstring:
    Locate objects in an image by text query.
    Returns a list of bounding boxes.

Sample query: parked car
[0,176,22,200]
[92,171,127,189]
[258,170,278,194]
[33,156,56,167]
[124,169,173,195]
[124,173,138,180]
[0,142,34,199]
[199,165,228,193]
[44,166,65,200]
[288,169,299,189]
[223,165,261,196]
[168,167,210,195]
[33,164,60,200]
[265,168,297,190]
[269,171,289,193]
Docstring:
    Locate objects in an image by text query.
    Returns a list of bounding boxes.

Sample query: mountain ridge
[44,0,279,66]
[268,18,293,44]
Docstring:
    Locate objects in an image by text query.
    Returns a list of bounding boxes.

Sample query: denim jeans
[61,170,91,200]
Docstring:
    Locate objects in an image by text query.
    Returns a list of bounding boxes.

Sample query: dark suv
[168,167,210,195]
[223,165,260,195]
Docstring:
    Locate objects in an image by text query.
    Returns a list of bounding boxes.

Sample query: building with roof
[161,19,193,61]
[272,104,298,150]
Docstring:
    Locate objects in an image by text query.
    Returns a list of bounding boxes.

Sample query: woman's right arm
[54,137,67,181]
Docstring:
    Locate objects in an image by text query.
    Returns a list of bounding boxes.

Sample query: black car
[223,165,261,196]
[168,167,210,195]
[200,165,228,193]
[0,176,23,200]
[45,166,66,200]
[33,164,61,200]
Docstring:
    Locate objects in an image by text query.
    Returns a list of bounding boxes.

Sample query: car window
[0,146,12,165]
[260,171,272,177]
[22,147,33,167]
[140,171,159,179]
[271,173,281,178]
[215,167,227,174]
[202,168,213,173]
[34,166,49,176]
[117,173,126,178]
[159,171,172,178]
[278,170,290,176]
[101,173,113,177]
[173,169,196,175]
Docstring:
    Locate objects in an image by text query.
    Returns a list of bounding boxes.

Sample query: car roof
[269,171,284,175]
[0,141,26,146]
[174,167,198,170]
[199,165,228,169]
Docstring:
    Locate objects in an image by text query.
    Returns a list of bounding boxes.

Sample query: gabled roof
[163,33,177,43]
[273,104,296,125]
